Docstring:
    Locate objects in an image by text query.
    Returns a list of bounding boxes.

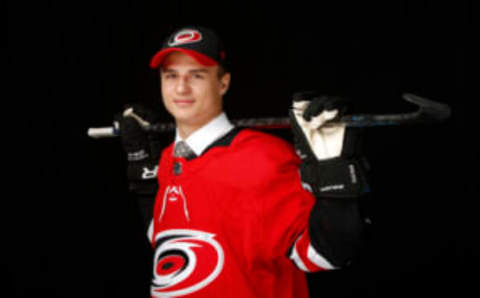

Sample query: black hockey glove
[289,91,370,268]
[289,91,370,198]
[115,104,163,195]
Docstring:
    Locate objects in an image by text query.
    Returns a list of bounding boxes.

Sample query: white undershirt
[174,112,235,156]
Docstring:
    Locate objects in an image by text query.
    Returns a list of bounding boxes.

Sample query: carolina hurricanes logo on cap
[168,29,203,47]
[151,229,224,297]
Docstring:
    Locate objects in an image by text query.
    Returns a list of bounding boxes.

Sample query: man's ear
[219,72,231,96]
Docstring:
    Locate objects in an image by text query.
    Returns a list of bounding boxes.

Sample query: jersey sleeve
[241,133,336,272]
[289,230,336,271]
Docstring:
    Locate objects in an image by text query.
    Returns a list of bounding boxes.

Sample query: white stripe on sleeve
[289,238,310,272]
[307,244,336,270]
[147,219,153,243]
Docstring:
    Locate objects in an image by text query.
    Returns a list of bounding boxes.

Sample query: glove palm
[291,93,348,160]
[115,104,163,194]
[289,91,369,198]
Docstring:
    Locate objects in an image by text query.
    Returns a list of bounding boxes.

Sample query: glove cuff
[127,160,159,195]
[300,157,370,198]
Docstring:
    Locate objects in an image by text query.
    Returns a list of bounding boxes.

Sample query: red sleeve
[236,131,335,272]
[289,230,336,271]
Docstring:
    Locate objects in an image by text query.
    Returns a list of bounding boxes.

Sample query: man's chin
[174,114,202,127]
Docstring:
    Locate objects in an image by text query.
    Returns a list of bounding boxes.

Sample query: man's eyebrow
[189,69,209,73]
[161,68,209,73]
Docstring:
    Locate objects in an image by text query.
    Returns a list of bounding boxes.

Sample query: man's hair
[217,65,229,79]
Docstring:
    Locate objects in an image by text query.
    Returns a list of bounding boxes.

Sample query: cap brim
[149,48,218,69]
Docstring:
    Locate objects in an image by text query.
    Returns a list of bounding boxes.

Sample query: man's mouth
[173,99,195,106]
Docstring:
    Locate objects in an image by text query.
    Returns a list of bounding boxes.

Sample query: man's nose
[175,76,191,94]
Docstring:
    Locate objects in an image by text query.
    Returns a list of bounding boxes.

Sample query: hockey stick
[87,93,451,139]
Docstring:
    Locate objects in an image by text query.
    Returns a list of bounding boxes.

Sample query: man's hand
[289,91,369,198]
[290,91,351,160]
[115,104,163,195]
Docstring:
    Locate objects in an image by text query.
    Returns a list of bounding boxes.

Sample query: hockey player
[117,26,370,297]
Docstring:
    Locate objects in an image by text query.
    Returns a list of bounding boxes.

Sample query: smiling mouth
[173,99,195,106]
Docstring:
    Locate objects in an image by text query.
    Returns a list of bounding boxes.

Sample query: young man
[119,26,370,298]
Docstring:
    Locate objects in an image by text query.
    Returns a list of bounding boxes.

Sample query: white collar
[174,112,234,156]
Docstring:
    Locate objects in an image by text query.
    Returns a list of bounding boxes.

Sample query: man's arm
[288,91,371,270]
[116,104,163,234]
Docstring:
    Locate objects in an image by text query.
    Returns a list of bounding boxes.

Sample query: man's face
[160,52,230,131]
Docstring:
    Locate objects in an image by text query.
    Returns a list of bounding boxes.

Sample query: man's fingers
[124,108,151,128]
[309,110,340,129]
[303,96,349,121]
[303,98,325,121]
[324,97,348,111]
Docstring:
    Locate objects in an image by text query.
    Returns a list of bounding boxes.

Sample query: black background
[6,1,476,297]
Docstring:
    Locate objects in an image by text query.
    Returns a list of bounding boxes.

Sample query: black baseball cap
[150,26,227,69]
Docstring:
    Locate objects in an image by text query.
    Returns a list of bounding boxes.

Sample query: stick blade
[402,93,452,122]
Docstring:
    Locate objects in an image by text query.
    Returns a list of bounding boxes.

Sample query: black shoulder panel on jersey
[202,127,244,155]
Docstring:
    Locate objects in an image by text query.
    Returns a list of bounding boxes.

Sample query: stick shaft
[86,113,417,139]
[87,117,291,138]
[87,93,451,138]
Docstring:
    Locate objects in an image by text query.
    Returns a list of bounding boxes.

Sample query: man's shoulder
[232,129,296,156]
[225,129,300,172]
[203,129,300,188]
[224,129,301,188]
[160,142,174,158]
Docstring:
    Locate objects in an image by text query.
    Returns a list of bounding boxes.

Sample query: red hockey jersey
[150,129,333,297]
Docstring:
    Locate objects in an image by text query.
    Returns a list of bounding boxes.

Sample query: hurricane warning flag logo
[168,29,202,47]
[151,229,224,297]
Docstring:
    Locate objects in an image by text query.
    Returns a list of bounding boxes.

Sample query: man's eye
[164,73,177,79]
[193,74,204,79]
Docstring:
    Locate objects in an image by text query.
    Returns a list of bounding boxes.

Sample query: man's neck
[177,125,197,140]
[176,112,222,140]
